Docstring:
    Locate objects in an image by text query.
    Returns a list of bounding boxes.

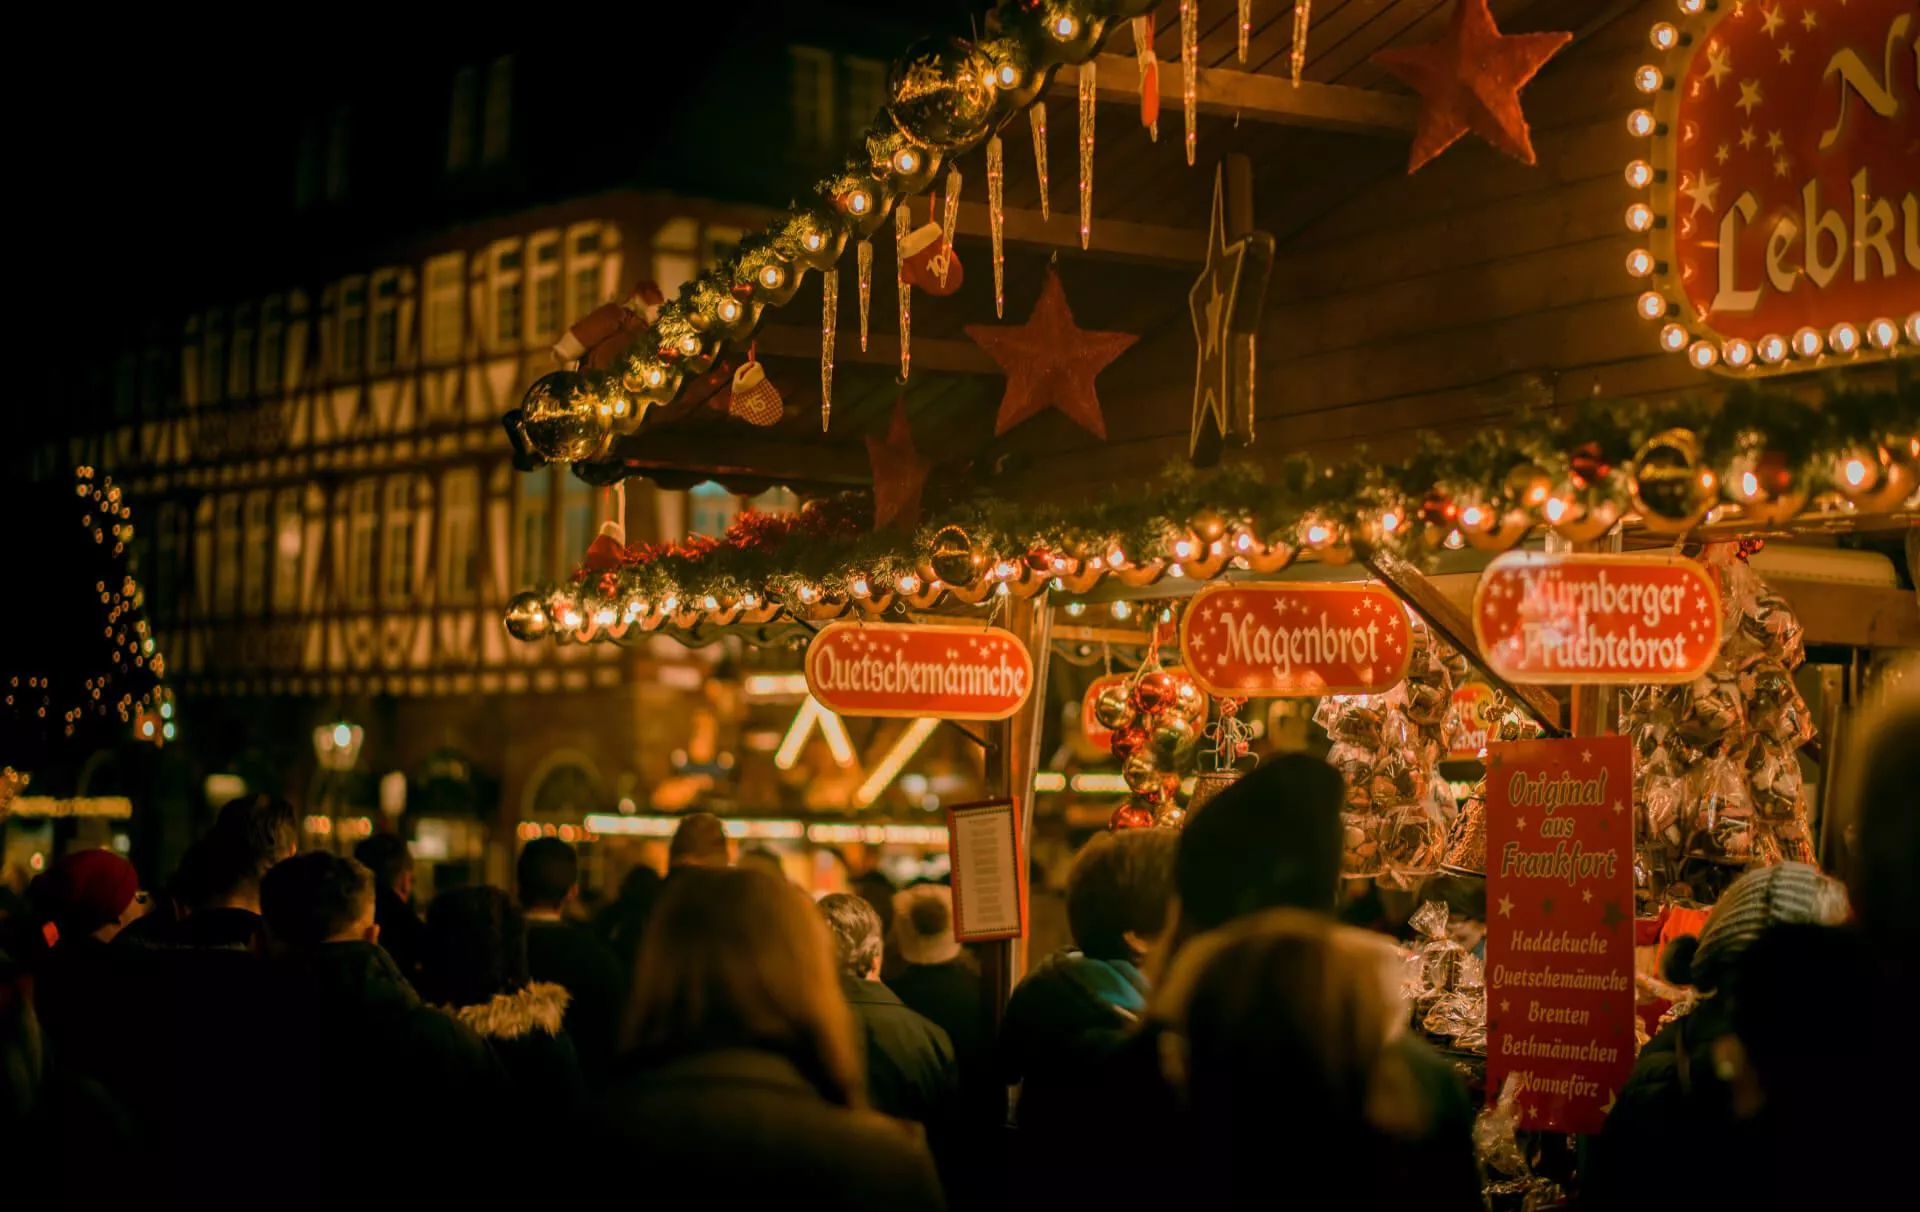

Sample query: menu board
[946,798,1025,941]
[1485,736,1637,1135]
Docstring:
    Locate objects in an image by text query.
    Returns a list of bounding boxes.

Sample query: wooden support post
[982,592,1053,1031]
[1360,546,1564,735]
[1053,55,1418,137]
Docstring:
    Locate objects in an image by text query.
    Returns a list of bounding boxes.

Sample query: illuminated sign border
[1623,2,1918,376]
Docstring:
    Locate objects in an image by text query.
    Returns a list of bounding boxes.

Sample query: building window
[214,496,242,615]
[325,106,351,202]
[370,272,401,372]
[447,66,477,171]
[337,278,366,376]
[844,56,886,147]
[259,298,285,394]
[383,477,414,601]
[424,253,465,361]
[440,468,480,599]
[201,311,226,407]
[652,218,699,301]
[156,502,183,622]
[273,487,303,614]
[532,235,562,340]
[559,472,594,574]
[491,243,523,348]
[517,464,554,584]
[113,353,137,422]
[348,480,378,606]
[567,224,614,325]
[482,56,514,164]
[688,481,739,538]
[229,306,254,399]
[790,47,834,156]
[242,491,270,615]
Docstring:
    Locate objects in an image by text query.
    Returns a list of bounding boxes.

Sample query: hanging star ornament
[966,267,1137,439]
[1189,159,1275,467]
[865,397,933,532]
[1369,0,1573,173]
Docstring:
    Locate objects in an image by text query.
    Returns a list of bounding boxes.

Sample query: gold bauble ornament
[1502,462,1554,512]
[733,240,804,307]
[888,37,1001,150]
[1544,478,1622,543]
[1148,713,1202,765]
[518,371,611,464]
[1833,447,1916,513]
[1152,802,1189,830]
[1188,508,1229,544]
[928,524,984,587]
[1724,438,1808,525]
[1169,677,1209,728]
[866,124,944,196]
[1092,682,1136,730]
[1631,428,1718,534]
[994,0,1109,69]
[1122,750,1165,795]
[775,206,848,272]
[503,592,552,642]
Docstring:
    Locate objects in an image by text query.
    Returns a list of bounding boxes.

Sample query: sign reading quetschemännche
[804,622,1033,720]
[1485,736,1636,1136]
[1473,552,1722,685]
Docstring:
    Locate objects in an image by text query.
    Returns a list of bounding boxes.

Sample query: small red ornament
[1109,802,1156,831]
[1369,0,1572,173]
[1109,725,1150,760]
[865,398,934,532]
[965,267,1136,440]
[553,282,663,369]
[1569,441,1611,488]
[899,215,965,297]
[1132,671,1177,714]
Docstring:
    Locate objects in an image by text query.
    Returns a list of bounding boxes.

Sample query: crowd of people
[2,680,1915,1208]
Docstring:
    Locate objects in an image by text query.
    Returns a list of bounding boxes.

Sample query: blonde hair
[624,868,865,1107]
[1155,909,1430,1140]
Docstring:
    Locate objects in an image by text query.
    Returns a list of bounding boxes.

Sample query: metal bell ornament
[503,592,553,642]
[517,370,612,464]
[889,37,1002,150]
[927,524,984,587]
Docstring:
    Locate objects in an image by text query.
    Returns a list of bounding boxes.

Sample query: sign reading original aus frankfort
[1642,0,1918,372]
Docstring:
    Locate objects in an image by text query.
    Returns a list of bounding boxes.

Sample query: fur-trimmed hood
[442,982,572,1041]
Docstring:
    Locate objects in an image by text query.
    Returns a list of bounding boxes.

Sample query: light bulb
[758,264,785,288]
[1627,109,1656,137]
[803,232,823,252]
[741,591,759,609]
[1677,0,1704,14]
[1627,248,1656,277]
[718,299,741,322]
[1660,323,1689,352]
[1635,65,1663,92]
[1459,505,1486,528]
[798,585,817,603]
[995,64,1018,87]
[1107,546,1127,567]
[594,608,617,626]
[1168,563,1185,578]
[897,573,921,595]
[1306,522,1331,545]
[1544,497,1569,523]
[1792,326,1824,358]
[1111,600,1132,620]
[1758,333,1789,364]
[1650,22,1679,50]
[1052,15,1079,39]
[1444,529,1465,550]
[1842,457,1873,489]
[678,334,700,355]
[892,148,920,174]
[1379,511,1401,534]
[643,365,666,388]
[1234,531,1255,552]
[661,594,679,611]
[1626,203,1655,232]
[1906,313,1920,344]
[1688,340,1718,369]
[1173,538,1196,560]
[1722,338,1753,369]
[1739,471,1760,499]
[1638,291,1669,320]
[993,561,1017,581]
[847,190,871,215]
[1866,318,1898,350]
[1625,160,1655,189]
[851,577,871,598]
[1064,601,1086,618]
[1828,323,1859,355]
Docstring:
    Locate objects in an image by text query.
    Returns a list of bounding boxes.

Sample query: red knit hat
[36,850,139,940]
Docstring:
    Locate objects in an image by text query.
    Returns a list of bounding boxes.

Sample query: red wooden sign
[1473,552,1721,685]
[1643,0,1918,372]
[1080,670,1199,748]
[804,621,1033,720]
[1485,736,1637,1136]
[1179,582,1412,697]
[1448,681,1497,760]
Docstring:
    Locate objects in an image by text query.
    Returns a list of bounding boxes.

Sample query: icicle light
[1078,58,1097,249]
[1291,2,1312,87]
[820,265,837,431]
[1133,15,1159,142]
[987,134,1006,317]
[895,203,912,380]
[1030,102,1050,221]
[857,239,872,353]
[940,165,961,292]
[1181,0,1198,166]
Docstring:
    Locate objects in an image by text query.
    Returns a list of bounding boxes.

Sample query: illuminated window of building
[259,297,285,394]
[214,495,242,615]
[230,305,254,399]
[370,271,401,373]
[201,310,226,406]
[843,56,886,147]
[348,480,378,607]
[747,486,799,515]
[383,477,414,601]
[337,278,366,376]
[559,471,594,574]
[652,217,698,301]
[518,464,554,584]
[272,487,303,615]
[482,56,513,164]
[790,47,834,156]
[570,227,605,322]
[440,468,480,600]
[423,254,465,363]
[689,481,740,538]
[491,243,523,349]
[531,234,562,341]
[447,66,477,171]
[242,491,270,615]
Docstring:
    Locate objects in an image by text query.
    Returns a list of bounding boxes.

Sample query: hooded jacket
[999,948,1148,1122]
[443,981,585,1127]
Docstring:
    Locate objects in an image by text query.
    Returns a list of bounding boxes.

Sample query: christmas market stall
[494,0,1915,1203]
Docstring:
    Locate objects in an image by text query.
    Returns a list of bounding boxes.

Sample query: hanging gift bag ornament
[726,348,784,427]
[899,207,966,296]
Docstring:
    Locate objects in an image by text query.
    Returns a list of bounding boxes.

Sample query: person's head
[1718,922,1867,1119]
[737,847,786,881]
[618,864,662,903]
[353,833,415,902]
[892,884,960,967]
[819,892,885,981]
[1662,861,1849,995]
[260,852,377,950]
[1160,754,1345,969]
[31,850,145,945]
[667,812,731,870]
[1837,678,1920,956]
[422,886,529,1009]
[626,868,863,1107]
[516,837,579,912]
[1066,828,1180,963]
[198,795,300,908]
[1156,907,1429,1145]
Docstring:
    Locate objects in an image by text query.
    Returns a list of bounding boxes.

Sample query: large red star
[964,268,1136,439]
[1370,0,1572,173]
[865,397,932,532]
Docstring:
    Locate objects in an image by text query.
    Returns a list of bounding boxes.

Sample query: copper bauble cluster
[1105,669,1208,831]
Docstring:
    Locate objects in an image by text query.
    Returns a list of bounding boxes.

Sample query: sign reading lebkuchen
[1473,552,1721,685]
[1650,0,1917,374]
[1485,736,1637,1136]
[1080,670,1200,748]
[1179,582,1413,697]
[1448,681,1497,761]
[804,622,1033,720]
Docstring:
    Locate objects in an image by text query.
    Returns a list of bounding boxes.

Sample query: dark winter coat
[999,948,1148,1134]
[443,981,585,1128]
[525,918,625,1080]
[373,884,426,979]
[594,1048,944,1210]
[843,975,961,1126]
[30,935,133,1087]
[890,958,1005,1127]
[1585,1002,1738,1211]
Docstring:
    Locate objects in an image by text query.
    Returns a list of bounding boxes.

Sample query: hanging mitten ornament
[899,210,965,297]
[725,351,785,427]
[553,282,664,370]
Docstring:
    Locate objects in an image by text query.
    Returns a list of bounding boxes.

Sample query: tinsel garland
[508,379,1918,641]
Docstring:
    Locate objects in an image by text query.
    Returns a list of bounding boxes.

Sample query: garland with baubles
[503,380,1919,644]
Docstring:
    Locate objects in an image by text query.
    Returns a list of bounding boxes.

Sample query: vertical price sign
[1485,736,1636,1135]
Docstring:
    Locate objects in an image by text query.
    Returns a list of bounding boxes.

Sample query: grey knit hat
[1670,862,1846,993]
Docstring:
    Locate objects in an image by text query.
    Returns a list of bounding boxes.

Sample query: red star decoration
[965,267,1136,439]
[1370,0,1572,173]
[865,398,932,532]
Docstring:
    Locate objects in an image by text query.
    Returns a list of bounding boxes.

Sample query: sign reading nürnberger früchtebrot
[804,622,1033,720]
[1179,582,1413,696]
[1473,553,1722,685]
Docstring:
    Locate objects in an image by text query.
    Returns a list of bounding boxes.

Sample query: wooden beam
[1054,55,1418,138]
[750,325,1000,375]
[1764,580,1920,650]
[607,432,871,487]
[952,201,1206,266]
